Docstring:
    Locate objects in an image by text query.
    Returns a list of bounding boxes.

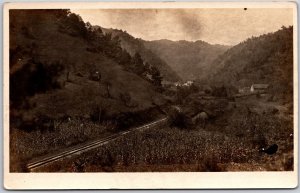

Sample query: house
[174,82,182,87]
[183,80,194,86]
[250,84,269,93]
[172,80,194,87]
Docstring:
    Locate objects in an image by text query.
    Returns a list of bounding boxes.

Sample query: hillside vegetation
[144,39,229,81]
[10,10,168,123]
[101,28,182,82]
[10,9,171,170]
[210,26,293,102]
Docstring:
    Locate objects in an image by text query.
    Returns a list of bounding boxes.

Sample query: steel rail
[26,117,167,171]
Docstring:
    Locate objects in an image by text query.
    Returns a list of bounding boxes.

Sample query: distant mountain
[210,26,293,102]
[101,28,182,82]
[143,39,230,81]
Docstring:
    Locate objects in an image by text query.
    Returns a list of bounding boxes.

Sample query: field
[10,118,117,172]
[31,95,294,172]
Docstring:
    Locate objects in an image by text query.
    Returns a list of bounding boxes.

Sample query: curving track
[26,117,168,171]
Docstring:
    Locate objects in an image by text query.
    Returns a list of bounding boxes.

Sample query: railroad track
[26,117,168,171]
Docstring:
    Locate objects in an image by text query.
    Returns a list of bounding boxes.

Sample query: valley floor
[35,122,293,172]
[10,94,294,172]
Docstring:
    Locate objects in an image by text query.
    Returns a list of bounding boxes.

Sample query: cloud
[73,8,293,45]
[172,10,202,40]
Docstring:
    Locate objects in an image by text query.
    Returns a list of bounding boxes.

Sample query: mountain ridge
[100,27,182,82]
[210,26,293,102]
[143,39,230,81]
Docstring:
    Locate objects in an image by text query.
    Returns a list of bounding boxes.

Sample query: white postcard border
[3,2,298,189]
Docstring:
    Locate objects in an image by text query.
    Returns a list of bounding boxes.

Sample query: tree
[167,106,191,129]
[59,13,87,37]
[149,66,162,87]
[131,52,145,75]
[118,50,132,68]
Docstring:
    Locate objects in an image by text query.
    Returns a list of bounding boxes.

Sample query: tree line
[9,9,163,108]
[58,10,163,87]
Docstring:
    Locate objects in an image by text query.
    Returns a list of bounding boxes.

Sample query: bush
[114,107,163,131]
[90,106,107,123]
[211,85,227,97]
[167,107,192,129]
[10,61,64,107]
[114,112,135,130]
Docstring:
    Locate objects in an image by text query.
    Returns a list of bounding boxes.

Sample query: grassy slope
[10,11,166,119]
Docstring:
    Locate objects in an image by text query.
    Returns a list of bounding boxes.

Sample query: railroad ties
[26,117,168,171]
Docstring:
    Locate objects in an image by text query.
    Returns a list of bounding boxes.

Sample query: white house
[250,84,269,93]
[183,80,194,86]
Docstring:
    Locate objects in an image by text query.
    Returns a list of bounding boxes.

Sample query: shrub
[211,85,227,97]
[167,107,192,129]
[113,107,162,131]
[90,106,107,123]
[10,60,64,108]
[114,112,135,130]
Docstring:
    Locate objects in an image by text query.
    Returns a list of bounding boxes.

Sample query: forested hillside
[10,10,167,129]
[210,26,293,102]
[143,39,229,81]
[101,28,182,82]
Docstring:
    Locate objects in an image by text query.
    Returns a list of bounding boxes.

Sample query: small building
[183,80,194,86]
[250,84,269,93]
[174,82,182,87]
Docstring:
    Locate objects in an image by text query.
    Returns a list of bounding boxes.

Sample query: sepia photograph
[3,1,298,189]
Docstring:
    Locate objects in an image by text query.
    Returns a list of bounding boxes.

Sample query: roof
[252,84,269,89]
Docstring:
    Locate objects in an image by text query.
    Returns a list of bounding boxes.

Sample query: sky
[72,8,293,45]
